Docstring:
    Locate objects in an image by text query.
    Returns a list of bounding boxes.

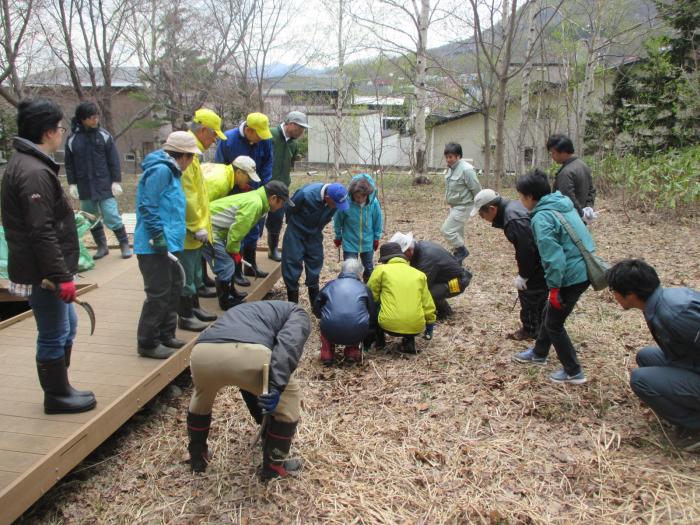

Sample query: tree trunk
[517,1,535,175]
[412,0,430,185]
[493,75,508,190]
[482,110,491,179]
[332,0,345,180]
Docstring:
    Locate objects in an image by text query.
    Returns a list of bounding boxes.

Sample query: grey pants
[630,346,700,429]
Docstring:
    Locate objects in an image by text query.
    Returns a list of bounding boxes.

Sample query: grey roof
[25,66,143,88]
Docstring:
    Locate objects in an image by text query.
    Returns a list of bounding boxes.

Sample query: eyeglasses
[57,126,67,134]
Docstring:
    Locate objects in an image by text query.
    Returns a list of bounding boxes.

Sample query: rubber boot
[37,357,97,414]
[233,262,251,287]
[287,289,299,304]
[308,285,320,308]
[375,329,386,350]
[268,234,282,262]
[161,336,186,349]
[452,246,469,265]
[192,295,217,322]
[399,336,417,354]
[261,419,301,481]
[197,285,217,298]
[343,344,361,363]
[187,412,212,473]
[137,343,175,359]
[240,390,264,424]
[113,226,132,259]
[63,345,95,398]
[215,280,245,311]
[91,226,109,260]
[201,258,216,287]
[177,296,208,332]
[319,333,334,365]
[243,245,269,278]
[435,299,454,320]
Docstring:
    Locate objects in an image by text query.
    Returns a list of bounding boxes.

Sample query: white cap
[389,231,414,252]
[163,131,200,154]
[470,189,500,217]
[232,155,260,182]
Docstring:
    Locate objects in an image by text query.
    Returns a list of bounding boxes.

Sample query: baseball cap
[232,155,260,182]
[265,180,294,206]
[163,131,200,154]
[326,183,349,212]
[389,231,414,252]
[470,188,500,217]
[286,111,310,129]
[246,112,272,140]
[193,108,226,140]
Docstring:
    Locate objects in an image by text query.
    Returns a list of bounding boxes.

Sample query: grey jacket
[644,286,700,368]
[444,159,481,208]
[553,156,596,217]
[197,301,311,392]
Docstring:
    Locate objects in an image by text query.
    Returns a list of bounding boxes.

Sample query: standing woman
[1,98,96,414]
[64,101,131,259]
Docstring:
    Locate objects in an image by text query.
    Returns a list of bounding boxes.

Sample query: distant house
[263,76,347,124]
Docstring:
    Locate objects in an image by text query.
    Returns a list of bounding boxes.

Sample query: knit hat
[378,242,407,263]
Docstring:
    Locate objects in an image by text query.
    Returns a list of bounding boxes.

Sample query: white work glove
[582,207,598,224]
[68,184,79,199]
[194,229,209,243]
[111,182,123,197]
[514,275,528,291]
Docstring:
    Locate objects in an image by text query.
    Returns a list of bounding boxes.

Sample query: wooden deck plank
[0,450,45,473]
[0,432,58,455]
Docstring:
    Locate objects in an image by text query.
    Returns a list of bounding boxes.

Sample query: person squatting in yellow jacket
[201,156,260,203]
[175,108,226,333]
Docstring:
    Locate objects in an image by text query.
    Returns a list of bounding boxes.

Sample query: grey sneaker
[138,343,175,359]
[549,368,587,384]
[512,347,547,365]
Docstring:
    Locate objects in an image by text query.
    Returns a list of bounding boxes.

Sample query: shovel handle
[262,363,269,395]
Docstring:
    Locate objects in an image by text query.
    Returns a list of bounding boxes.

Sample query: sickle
[41,279,96,335]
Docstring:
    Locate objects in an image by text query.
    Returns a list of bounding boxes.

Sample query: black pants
[519,286,548,336]
[533,281,589,375]
[137,253,183,348]
[265,202,287,236]
[430,268,472,302]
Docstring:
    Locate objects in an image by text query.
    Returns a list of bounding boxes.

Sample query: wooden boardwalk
[0,252,281,524]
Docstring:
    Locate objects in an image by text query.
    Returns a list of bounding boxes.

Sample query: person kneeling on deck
[607,259,700,452]
[390,231,471,321]
[186,301,311,479]
[312,258,377,365]
[1,98,96,414]
[134,132,198,359]
[206,180,290,310]
[366,242,436,354]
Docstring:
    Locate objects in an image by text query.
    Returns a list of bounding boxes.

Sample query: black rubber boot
[240,390,263,424]
[161,336,186,349]
[261,419,301,481]
[177,296,208,332]
[113,226,132,259]
[187,412,212,473]
[215,280,245,311]
[201,258,216,287]
[63,345,95,398]
[37,357,97,414]
[197,285,217,298]
[137,343,175,359]
[233,262,251,287]
[435,299,454,320]
[267,234,282,262]
[399,336,417,354]
[287,289,299,303]
[243,245,269,278]
[308,285,320,308]
[192,295,217,322]
[91,226,109,260]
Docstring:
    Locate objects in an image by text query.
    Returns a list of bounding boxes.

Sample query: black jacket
[491,197,546,289]
[64,123,121,201]
[313,271,376,345]
[197,301,311,392]
[553,156,596,217]
[411,240,464,286]
[1,138,79,284]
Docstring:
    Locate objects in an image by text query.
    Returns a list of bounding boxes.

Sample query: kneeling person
[186,301,311,478]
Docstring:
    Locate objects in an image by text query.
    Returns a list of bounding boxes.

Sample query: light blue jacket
[530,191,594,288]
[134,150,186,254]
[333,173,383,253]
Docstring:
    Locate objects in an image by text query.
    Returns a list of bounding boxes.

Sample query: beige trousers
[188,342,301,423]
[441,205,471,248]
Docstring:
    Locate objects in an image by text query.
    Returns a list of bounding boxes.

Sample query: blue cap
[326,183,349,211]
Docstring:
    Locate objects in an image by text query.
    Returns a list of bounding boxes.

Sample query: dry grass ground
[22,172,700,524]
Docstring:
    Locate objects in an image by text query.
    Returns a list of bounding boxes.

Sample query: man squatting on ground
[313,258,377,365]
[282,182,350,304]
[547,133,597,223]
[441,142,482,264]
[390,231,471,322]
[186,301,311,479]
[607,259,700,452]
[471,189,547,341]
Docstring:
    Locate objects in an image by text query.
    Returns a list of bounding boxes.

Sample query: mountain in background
[264,63,328,78]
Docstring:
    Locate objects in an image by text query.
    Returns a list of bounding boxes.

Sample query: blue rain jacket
[333,173,383,253]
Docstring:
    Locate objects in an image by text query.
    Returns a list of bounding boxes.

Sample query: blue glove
[423,323,435,340]
[257,387,281,413]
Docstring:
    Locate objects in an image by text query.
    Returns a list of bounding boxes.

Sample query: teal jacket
[333,174,383,253]
[530,191,594,289]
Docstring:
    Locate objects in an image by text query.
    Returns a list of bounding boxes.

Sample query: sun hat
[163,131,200,154]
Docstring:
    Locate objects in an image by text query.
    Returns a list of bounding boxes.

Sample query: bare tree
[0,0,37,105]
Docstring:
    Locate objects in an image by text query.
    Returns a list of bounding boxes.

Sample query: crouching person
[186,301,311,479]
[367,242,436,354]
[312,258,377,365]
[607,259,700,452]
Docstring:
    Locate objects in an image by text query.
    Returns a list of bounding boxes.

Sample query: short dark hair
[515,168,551,200]
[17,98,64,144]
[606,259,660,301]
[444,142,462,157]
[73,101,99,125]
[546,134,574,154]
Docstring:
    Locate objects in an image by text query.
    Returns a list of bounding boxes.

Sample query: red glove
[373,240,379,251]
[58,281,77,303]
[549,288,562,310]
[334,239,342,248]
[230,252,242,265]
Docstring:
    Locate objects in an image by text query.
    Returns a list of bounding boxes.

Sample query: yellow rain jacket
[367,257,436,334]
[202,162,236,202]
[181,132,213,249]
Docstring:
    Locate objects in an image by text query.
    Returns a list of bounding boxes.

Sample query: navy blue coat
[64,123,121,201]
[286,183,337,236]
[313,272,377,345]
